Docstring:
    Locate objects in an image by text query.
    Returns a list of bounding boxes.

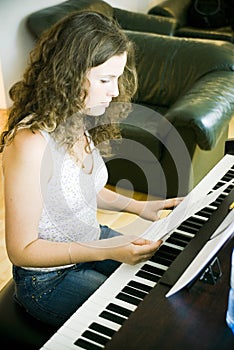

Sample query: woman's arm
[97,187,183,221]
[3,130,161,267]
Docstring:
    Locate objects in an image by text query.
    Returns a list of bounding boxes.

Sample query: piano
[41,154,234,350]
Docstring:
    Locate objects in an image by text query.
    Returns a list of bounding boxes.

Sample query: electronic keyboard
[41,154,234,350]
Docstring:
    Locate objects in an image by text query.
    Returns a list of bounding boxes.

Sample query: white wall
[0,0,63,108]
[106,0,152,13]
[0,0,154,109]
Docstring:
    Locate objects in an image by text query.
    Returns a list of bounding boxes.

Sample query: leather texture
[27,0,176,38]
[148,0,234,43]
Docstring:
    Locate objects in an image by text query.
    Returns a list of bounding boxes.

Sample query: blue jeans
[13,225,121,327]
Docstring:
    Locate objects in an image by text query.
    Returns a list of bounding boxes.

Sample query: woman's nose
[108,80,119,98]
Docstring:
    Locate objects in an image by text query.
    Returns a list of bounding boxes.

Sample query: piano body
[41,154,234,350]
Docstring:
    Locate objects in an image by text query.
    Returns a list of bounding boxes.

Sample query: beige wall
[0,0,63,108]
[0,0,153,108]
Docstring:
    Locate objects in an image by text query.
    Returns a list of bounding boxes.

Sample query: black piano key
[99,310,126,325]
[106,303,132,318]
[171,230,192,243]
[213,181,227,190]
[74,337,103,350]
[172,232,192,242]
[185,217,204,229]
[141,264,165,277]
[81,330,109,346]
[89,322,116,338]
[136,269,161,282]
[216,193,227,202]
[195,207,215,218]
[116,292,141,306]
[150,254,173,267]
[220,172,234,182]
[211,188,233,207]
[225,184,234,194]
[121,286,147,300]
[177,222,199,235]
[157,244,181,259]
[166,236,189,248]
[128,280,152,293]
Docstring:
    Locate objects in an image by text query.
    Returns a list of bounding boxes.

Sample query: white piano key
[92,294,136,312]
[82,327,112,341]
[174,228,195,237]
[146,260,168,273]
[42,333,78,349]
[77,336,106,349]
[132,272,158,286]
[49,311,120,349]
[162,241,184,251]
[67,305,121,332]
[75,337,104,350]
[193,213,209,221]
[66,325,107,349]
[207,204,218,210]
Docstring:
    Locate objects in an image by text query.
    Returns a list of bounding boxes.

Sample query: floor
[0,109,234,291]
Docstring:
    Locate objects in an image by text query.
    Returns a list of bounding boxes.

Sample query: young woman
[0,11,182,327]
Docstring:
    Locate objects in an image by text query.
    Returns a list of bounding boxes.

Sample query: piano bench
[0,278,56,350]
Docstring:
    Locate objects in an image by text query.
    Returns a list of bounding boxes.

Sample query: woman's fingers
[163,197,184,209]
[131,237,162,247]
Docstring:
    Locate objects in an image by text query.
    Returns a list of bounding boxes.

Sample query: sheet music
[141,179,233,242]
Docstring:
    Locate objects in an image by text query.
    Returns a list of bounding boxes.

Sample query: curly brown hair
[0,11,137,154]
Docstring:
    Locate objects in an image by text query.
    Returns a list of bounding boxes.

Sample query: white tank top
[39,130,108,243]
[23,130,108,271]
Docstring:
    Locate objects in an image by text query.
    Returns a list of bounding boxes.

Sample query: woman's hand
[137,197,184,222]
[106,236,162,265]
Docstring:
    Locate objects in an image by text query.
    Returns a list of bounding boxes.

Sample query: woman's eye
[100,79,110,84]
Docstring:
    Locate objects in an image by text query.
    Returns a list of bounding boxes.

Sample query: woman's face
[85,52,127,116]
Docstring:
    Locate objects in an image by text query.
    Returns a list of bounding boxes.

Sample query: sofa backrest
[26,0,234,109]
[27,0,113,38]
[126,31,234,107]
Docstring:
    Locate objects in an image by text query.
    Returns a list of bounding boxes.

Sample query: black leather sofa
[148,0,234,43]
[26,0,234,198]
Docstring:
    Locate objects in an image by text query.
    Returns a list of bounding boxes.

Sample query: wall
[0,0,63,109]
[0,0,154,109]
[106,0,152,13]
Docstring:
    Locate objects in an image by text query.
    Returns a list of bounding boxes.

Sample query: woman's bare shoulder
[3,129,48,165]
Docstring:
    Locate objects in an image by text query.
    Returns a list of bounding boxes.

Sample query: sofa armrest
[165,71,234,150]
[148,0,191,27]
[114,8,176,36]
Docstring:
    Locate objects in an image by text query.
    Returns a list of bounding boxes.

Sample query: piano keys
[40,154,234,350]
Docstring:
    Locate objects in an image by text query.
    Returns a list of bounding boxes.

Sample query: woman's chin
[86,105,106,116]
